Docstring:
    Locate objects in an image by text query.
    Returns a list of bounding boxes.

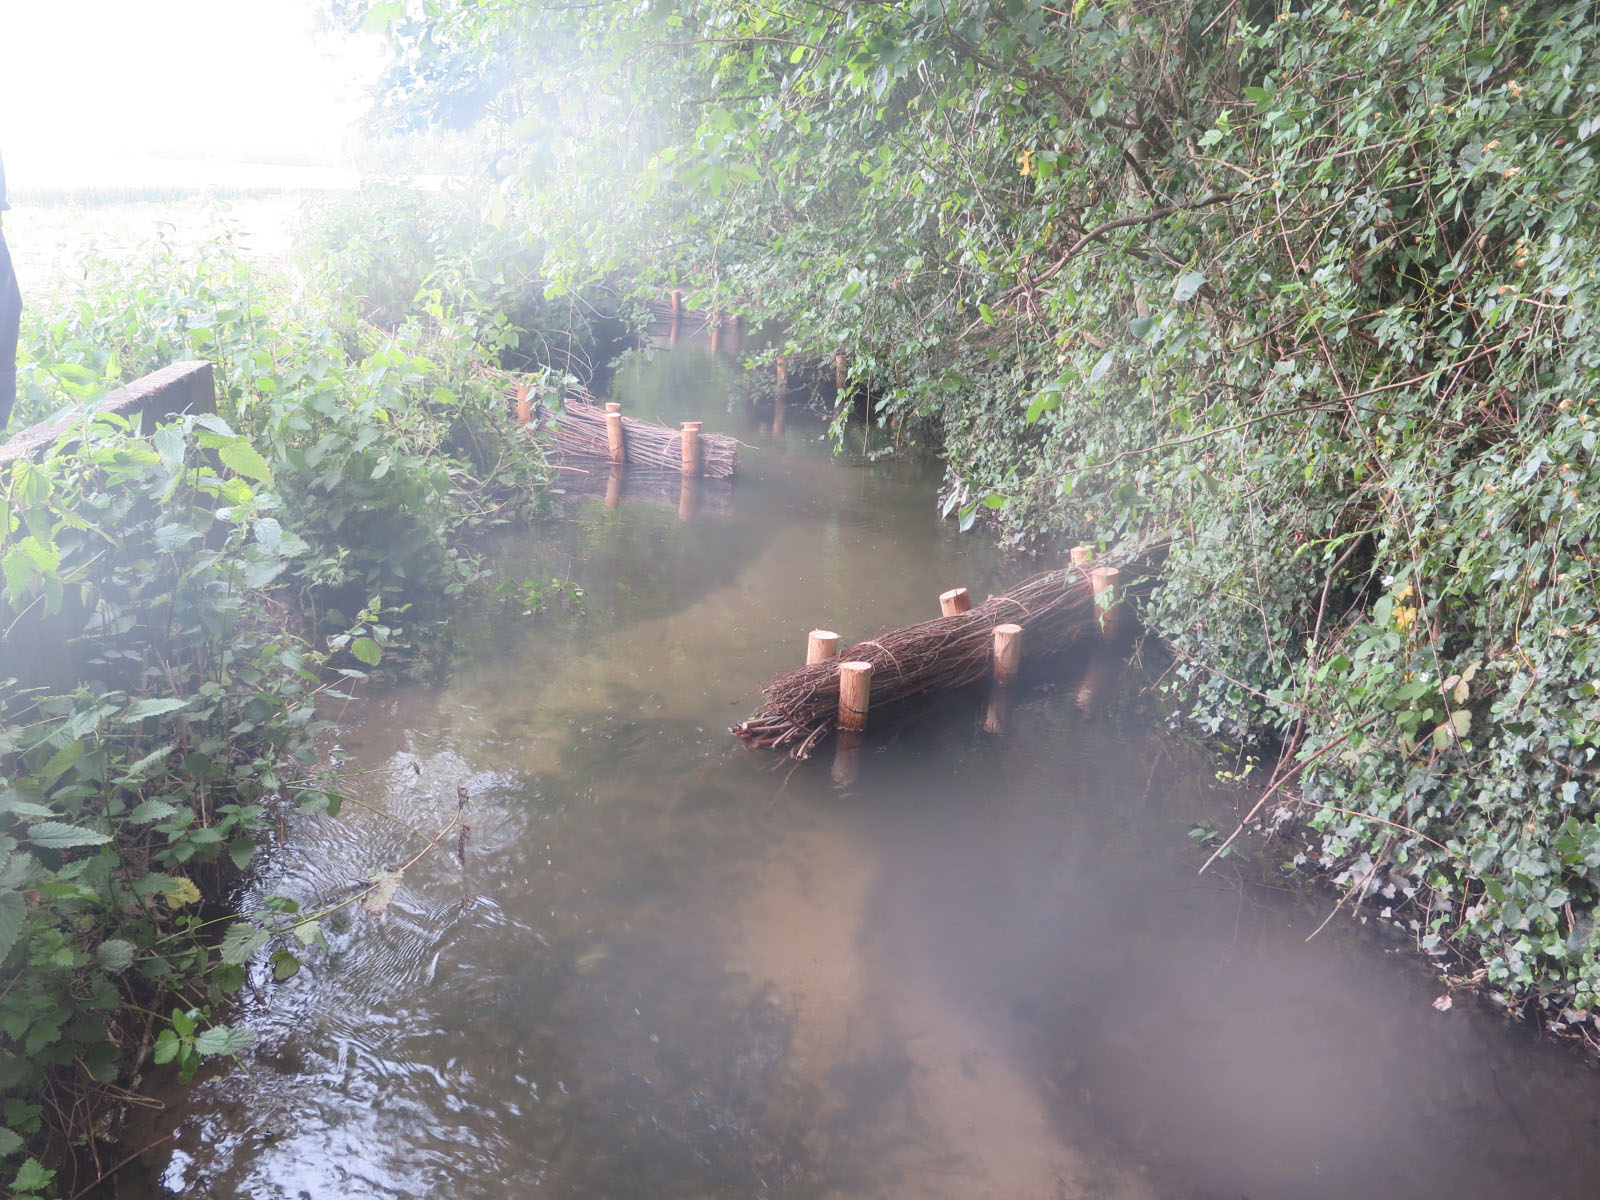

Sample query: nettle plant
[0,415,347,1185]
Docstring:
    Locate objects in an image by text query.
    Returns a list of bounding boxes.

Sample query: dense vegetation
[0,191,609,1190]
[6,0,1600,1189]
[345,0,1600,1032]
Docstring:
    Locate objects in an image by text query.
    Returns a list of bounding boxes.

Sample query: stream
[123,349,1600,1199]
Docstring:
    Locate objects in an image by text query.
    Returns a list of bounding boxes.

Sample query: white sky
[0,0,385,188]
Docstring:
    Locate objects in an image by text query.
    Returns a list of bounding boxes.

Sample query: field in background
[6,188,329,313]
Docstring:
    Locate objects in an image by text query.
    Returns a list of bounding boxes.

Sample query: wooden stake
[669,290,683,343]
[678,473,698,522]
[832,729,862,788]
[710,315,722,355]
[514,384,532,426]
[605,464,623,509]
[1070,544,1094,568]
[834,352,848,394]
[775,356,790,392]
[681,421,702,476]
[605,410,625,464]
[806,629,840,664]
[837,661,873,731]
[604,402,622,414]
[773,391,787,437]
[1090,566,1124,639]
[992,623,1024,685]
[982,682,1013,735]
[939,587,971,616]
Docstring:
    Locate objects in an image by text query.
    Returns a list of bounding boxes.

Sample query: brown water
[124,352,1600,1199]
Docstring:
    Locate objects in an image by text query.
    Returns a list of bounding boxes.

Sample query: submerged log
[733,562,1130,758]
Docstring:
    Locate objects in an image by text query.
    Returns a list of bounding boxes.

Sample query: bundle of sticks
[732,565,1110,758]
[544,398,740,478]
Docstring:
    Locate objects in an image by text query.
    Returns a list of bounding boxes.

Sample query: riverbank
[107,350,1600,1200]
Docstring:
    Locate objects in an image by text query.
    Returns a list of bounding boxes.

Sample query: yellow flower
[1395,605,1417,632]
[1017,149,1035,177]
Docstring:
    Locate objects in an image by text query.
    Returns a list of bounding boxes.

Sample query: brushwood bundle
[546,397,740,477]
[733,565,1114,758]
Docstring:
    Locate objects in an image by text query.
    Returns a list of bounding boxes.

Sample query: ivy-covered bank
[343,0,1600,1028]
[0,188,612,1192]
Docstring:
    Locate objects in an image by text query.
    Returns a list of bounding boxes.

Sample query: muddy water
[127,352,1600,1199]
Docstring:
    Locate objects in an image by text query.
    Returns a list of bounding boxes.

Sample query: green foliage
[352,0,1600,1020]
[0,186,599,1180]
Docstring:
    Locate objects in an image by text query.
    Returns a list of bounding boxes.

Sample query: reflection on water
[125,351,1600,1199]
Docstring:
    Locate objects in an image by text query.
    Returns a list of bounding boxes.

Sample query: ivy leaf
[27,822,112,850]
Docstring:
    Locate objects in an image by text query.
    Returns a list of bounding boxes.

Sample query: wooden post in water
[669,290,683,344]
[775,355,790,393]
[837,661,873,731]
[1090,566,1123,639]
[1070,544,1094,569]
[939,587,971,616]
[605,464,624,509]
[832,729,863,789]
[834,352,848,396]
[710,314,722,355]
[992,623,1024,685]
[728,314,743,356]
[605,409,626,465]
[681,421,702,476]
[773,390,788,437]
[678,473,699,523]
[982,623,1025,734]
[807,630,840,665]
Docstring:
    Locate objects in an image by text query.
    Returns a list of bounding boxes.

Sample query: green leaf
[0,893,25,966]
[350,637,382,667]
[27,822,112,850]
[152,1029,180,1065]
[12,1157,55,1193]
[228,837,255,870]
[1087,349,1116,386]
[95,939,136,973]
[271,949,300,982]
[217,440,274,484]
[127,799,180,824]
[0,1127,22,1158]
[1173,271,1207,302]
[123,698,189,722]
[219,922,270,966]
[193,1024,256,1057]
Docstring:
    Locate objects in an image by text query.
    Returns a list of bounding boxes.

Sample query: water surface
[127,351,1600,1199]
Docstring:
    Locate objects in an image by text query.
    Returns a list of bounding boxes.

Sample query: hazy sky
[0,0,384,187]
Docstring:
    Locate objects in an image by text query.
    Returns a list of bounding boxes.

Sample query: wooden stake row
[807,548,1124,736]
